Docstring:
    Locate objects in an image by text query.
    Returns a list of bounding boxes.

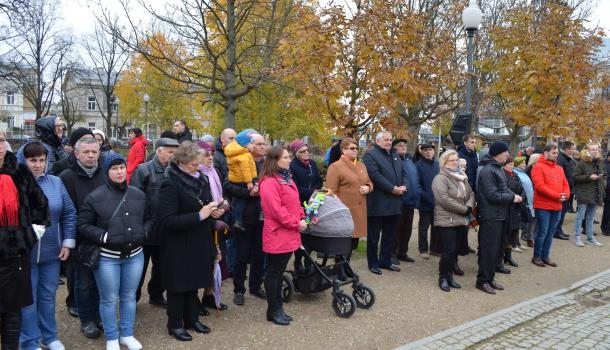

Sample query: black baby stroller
[282,191,375,318]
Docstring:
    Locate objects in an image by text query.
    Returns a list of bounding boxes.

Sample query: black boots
[439,276,450,292]
[447,275,462,289]
[0,311,21,350]
[453,261,464,276]
[504,249,519,267]
[266,309,290,326]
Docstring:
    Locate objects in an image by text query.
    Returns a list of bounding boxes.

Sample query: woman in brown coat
[326,138,373,258]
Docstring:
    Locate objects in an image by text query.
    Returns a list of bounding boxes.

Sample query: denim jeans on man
[534,209,561,259]
[93,252,144,341]
[20,261,61,350]
[74,263,100,325]
[574,203,597,240]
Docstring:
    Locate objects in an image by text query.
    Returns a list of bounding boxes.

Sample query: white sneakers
[586,238,603,247]
[106,340,120,350]
[119,336,143,350]
[41,340,65,350]
[575,236,603,247]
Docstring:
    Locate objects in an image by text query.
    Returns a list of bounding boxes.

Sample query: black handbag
[78,190,130,269]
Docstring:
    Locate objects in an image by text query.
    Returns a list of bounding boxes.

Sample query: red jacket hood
[130,135,148,146]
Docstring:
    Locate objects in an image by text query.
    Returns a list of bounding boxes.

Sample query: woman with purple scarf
[197,141,230,314]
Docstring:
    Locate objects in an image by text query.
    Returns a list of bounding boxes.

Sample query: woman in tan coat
[431,150,475,293]
[326,138,373,258]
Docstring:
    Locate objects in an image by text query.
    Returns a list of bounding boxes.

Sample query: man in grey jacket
[131,137,180,306]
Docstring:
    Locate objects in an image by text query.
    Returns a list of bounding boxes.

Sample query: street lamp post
[450,0,483,144]
[462,0,482,114]
[143,93,150,140]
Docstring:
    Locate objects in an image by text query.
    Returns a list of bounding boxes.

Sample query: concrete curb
[395,268,610,350]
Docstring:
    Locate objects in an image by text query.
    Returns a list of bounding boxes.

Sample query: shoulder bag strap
[110,189,130,221]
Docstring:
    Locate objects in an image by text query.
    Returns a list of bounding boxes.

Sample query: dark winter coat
[505,171,526,231]
[573,151,606,206]
[158,162,216,292]
[78,182,152,259]
[416,157,440,212]
[176,129,193,144]
[0,152,49,310]
[16,116,68,174]
[51,154,76,178]
[476,154,515,221]
[362,145,409,217]
[224,160,264,226]
[289,159,323,204]
[59,161,107,213]
[401,154,421,209]
[457,145,478,192]
[129,157,167,245]
[557,150,576,190]
[213,138,229,183]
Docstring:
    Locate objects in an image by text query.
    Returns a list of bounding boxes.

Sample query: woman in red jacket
[126,128,148,183]
[259,146,306,326]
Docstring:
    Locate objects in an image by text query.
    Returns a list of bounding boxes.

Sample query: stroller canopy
[306,195,354,238]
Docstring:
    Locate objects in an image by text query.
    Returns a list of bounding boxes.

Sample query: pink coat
[260,174,304,254]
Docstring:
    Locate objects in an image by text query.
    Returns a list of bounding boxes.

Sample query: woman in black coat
[0,131,49,350]
[288,140,322,204]
[158,142,225,342]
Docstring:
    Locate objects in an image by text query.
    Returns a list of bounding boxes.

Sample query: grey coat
[432,170,475,227]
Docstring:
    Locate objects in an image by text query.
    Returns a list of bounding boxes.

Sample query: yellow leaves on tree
[480,2,608,141]
[115,33,200,133]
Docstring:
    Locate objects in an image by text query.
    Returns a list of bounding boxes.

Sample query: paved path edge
[395,268,610,350]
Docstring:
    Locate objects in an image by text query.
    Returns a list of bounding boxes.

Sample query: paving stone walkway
[397,269,610,350]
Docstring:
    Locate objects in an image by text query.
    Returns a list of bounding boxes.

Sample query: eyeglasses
[298,149,309,153]
[347,147,358,151]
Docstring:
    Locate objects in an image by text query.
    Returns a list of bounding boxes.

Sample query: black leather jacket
[476,154,515,221]
[129,157,167,245]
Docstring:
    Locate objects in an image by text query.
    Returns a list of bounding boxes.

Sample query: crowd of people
[0,116,609,350]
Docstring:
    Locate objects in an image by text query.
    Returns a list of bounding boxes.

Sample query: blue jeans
[534,209,561,260]
[555,200,569,235]
[575,203,597,240]
[20,260,61,350]
[93,252,144,341]
[74,262,100,324]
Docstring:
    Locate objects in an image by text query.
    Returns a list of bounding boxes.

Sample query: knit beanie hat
[514,156,526,167]
[235,129,258,147]
[102,152,125,173]
[489,141,509,157]
[69,127,94,147]
[290,139,308,156]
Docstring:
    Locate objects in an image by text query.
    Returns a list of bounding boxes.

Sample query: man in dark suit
[363,131,409,275]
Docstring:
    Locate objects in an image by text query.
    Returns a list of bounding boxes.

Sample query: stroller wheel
[353,285,375,309]
[282,273,295,303]
[332,291,356,318]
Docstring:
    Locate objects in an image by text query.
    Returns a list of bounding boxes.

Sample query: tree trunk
[406,123,421,155]
[509,127,521,156]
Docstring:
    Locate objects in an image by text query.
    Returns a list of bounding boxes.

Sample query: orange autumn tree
[480,1,608,151]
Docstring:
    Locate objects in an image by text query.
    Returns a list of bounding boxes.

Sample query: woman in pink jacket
[259,146,306,326]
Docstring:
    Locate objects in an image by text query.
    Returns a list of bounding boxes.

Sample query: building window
[6,116,14,128]
[88,122,96,130]
[87,96,96,110]
[110,96,118,111]
[6,92,14,105]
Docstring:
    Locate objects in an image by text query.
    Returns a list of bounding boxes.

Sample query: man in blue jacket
[457,134,478,194]
[392,139,421,263]
[416,143,440,259]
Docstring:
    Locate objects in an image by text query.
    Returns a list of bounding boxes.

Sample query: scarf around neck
[442,167,467,199]
[167,162,206,204]
[200,164,223,203]
[278,169,293,185]
[77,160,98,178]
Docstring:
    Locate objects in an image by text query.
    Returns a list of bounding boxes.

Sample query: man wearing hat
[416,143,440,259]
[130,137,181,307]
[475,141,521,294]
[289,139,323,204]
[58,135,107,338]
[392,139,421,263]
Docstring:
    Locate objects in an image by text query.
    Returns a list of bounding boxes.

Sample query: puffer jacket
[77,182,152,259]
[476,154,515,221]
[431,169,475,227]
[127,135,148,183]
[573,150,606,205]
[224,141,257,184]
[531,155,570,211]
[32,174,77,263]
[259,174,304,254]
